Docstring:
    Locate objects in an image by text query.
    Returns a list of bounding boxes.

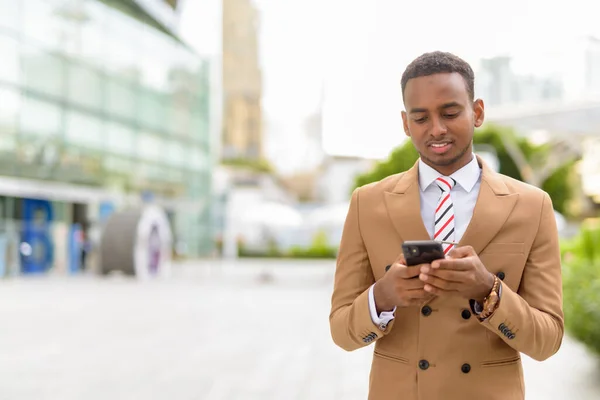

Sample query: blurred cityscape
[1,0,600,273]
[0,0,599,398]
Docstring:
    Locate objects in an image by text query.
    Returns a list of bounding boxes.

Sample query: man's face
[401,72,484,172]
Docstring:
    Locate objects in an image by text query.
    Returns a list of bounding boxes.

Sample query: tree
[353,125,579,215]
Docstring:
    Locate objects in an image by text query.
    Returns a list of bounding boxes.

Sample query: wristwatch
[477,276,501,321]
[469,275,501,320]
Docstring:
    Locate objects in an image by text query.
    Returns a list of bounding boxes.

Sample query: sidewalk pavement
[0,258,597,399]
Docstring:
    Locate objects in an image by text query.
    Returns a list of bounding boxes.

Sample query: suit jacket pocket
[373,350,408,364]
[481,355,521,368]
[481,243,524,254]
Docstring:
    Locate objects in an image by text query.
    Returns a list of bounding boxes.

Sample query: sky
[181,0,600,173]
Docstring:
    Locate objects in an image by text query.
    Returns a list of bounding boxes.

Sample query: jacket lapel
[384,161,430,242]
[458,156,519,254]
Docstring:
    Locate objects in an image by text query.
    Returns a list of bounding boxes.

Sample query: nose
[430,116,448,136]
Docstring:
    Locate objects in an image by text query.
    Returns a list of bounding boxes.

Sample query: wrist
[373,281,394,314]
[475,272,495,304]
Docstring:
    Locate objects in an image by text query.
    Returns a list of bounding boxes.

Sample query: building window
[65,110,104,149]
[19,96,62,137]
[106,121,135,156]
[0,87,20,136]
[67,63,103,110]
[21,44,65,98]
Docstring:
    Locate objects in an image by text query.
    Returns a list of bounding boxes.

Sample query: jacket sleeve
[481,192,564,361]
[329,187,396,351]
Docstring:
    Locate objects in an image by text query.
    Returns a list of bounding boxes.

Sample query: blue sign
[21,199,54,274]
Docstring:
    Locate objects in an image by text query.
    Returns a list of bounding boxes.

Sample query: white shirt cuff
[368,284,396,330]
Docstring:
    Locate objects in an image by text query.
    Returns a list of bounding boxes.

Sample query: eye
[444,113,459,119]
[413,117,427,123]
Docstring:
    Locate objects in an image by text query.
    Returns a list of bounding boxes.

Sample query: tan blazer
[329,156,564,400]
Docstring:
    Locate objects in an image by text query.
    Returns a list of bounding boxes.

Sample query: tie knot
[435,177,456,192]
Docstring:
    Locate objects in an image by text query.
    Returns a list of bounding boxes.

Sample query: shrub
[561,218,600,354]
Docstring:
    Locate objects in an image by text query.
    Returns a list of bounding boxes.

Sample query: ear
[401,111,410,137]
[473,99,485,128]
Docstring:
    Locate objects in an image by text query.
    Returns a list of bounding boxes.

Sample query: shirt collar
[418,154,481,193]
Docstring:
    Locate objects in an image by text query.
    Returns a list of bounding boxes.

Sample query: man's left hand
[418,245,495,302]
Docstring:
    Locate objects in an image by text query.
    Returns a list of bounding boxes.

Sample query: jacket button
[497,271,505,280]
[461,363,471,374]
[461,309,471,320]
[419,360,430,370]
[421,305,432,316]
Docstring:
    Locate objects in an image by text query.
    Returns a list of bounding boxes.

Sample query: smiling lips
[429,141,453,154]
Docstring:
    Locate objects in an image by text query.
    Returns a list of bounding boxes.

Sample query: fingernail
[420,273,428,281]
[421,266,429,273]
[424,285,432,292]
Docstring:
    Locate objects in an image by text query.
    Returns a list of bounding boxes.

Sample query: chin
[422,152,464,167]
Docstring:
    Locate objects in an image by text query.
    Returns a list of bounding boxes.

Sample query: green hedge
[561,218,600,355]
[238,230,338,259]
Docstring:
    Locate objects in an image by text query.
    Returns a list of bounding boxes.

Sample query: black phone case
[402,240,445,266]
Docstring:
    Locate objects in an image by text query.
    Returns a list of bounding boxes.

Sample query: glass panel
[104,8,141,83]
[190,147,208,171]
[22,0,64,50]
[104,155,133,174]
[0,34,20,84]
[21,44,65,97]
[169,90,192,136]
[56,0,106,63]
[106,121,135,156]
[140,28,172,92]
[20,96,62,137]
[139,89,165,130]
[0,0,21,32]
[138,132,163,161]
[191,112,208,141]
[65,110,103,149]
[67,62,102,110]
[106,78,136,121]
[104,32,140,83]
[166,141,188,167]
[0,87,20,135]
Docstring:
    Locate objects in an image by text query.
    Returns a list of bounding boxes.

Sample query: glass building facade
[0,0,213,272]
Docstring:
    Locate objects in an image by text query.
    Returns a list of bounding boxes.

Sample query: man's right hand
[373,253,433,313]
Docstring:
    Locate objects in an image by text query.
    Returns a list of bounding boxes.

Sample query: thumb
[447,245,475,259]
[394,251,407,266]
[386,252,406,272]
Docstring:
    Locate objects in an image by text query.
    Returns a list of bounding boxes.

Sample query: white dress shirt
[368,154,482,328]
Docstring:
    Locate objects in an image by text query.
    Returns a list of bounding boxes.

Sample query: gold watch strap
[478,276,501,320]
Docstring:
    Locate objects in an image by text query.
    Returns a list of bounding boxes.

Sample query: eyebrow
[409,102,463,114]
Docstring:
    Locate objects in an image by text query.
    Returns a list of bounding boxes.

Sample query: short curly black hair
[401,51,475,101]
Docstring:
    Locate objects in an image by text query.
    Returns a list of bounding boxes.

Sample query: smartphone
[402,240,445,266]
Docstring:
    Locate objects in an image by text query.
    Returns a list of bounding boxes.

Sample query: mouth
[428,141,453,154]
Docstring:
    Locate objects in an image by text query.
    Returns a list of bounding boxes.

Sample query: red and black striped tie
[434,176,456,254]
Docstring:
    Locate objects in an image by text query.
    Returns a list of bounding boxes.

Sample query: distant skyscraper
[221,0,263,161]
[561,36,600,101]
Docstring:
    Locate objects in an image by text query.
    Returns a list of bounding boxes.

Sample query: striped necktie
[434,176,456,254]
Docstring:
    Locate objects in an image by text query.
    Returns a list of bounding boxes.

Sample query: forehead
[403,72,469,109]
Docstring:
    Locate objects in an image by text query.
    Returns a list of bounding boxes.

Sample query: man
[329,51,563,400]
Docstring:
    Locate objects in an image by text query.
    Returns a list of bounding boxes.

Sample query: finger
[423,269,467,283]
[395,265,423,279]
[423,283,459,296]
[402,278,427,290]
[447,245,476,259]
[419,273,461,291]
[431,257,472,271]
